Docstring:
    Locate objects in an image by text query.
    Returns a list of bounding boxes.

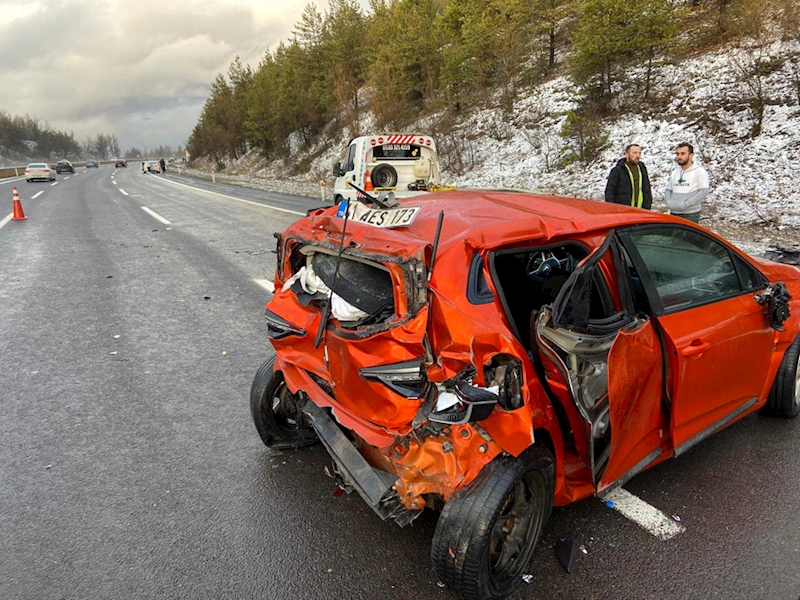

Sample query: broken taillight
[264,308,306,339]
[360,359,426,398]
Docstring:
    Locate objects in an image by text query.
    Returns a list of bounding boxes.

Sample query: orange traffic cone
[12,187,27,221]
[364,170,373,191]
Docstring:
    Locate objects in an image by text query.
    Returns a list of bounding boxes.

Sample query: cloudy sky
[0,0,367,153]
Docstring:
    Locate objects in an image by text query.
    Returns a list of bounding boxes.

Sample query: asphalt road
[2,166,799,600]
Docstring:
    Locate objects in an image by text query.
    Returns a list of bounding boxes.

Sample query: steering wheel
[526,251,572,280]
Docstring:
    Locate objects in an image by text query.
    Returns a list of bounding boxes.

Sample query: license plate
[346,203,421,229]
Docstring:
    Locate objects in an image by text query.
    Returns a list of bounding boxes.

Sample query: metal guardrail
[0,160,118,179]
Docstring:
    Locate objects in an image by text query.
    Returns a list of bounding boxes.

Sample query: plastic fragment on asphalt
[672,515,681,522]
[605,500,615,508]
[222,351,227,356]
[580,545,588,555]
[166,227,172,230]
[110,351,117,355]
[45,465,51,470]
[204,296,210,300]
[332,487,343,498]
[113,335,120,339]
[522,574,534,584]
[556,539,579,573]
[436,581,446,588]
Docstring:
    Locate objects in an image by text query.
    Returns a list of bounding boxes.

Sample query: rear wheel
[762,336,800,418]
[431,446,555,600]
[250,354,317,449]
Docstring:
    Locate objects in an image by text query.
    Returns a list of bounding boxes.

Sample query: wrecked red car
[250,190,800,600]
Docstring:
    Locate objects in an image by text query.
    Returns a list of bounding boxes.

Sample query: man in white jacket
[665,143,710,223]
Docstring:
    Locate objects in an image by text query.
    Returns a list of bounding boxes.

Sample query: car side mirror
[333,162,342,177]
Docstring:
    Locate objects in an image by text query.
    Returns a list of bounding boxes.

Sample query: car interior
[491,243,614,350]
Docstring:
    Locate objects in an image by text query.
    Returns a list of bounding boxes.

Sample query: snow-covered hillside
[192,38,800,251]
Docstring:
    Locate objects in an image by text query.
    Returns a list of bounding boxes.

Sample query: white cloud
[0,0,358,152]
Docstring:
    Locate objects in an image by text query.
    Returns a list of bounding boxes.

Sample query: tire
[762,335,800,418]
[334,195,343,205]
[431,446,555,600]
[371,164,397,188]
[250,354,318,449]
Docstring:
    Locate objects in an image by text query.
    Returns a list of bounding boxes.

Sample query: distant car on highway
[114,158,127,168]
[56,160,75,174]
[25,163,55,182]
[146,161,161,173]
[86,159,99,168]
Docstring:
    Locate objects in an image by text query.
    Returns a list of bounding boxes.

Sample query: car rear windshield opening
[312,252,394,318]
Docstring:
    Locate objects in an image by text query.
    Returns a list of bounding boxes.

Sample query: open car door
[534,231,670,496]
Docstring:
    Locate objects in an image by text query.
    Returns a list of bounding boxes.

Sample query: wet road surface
[2,167,799,600]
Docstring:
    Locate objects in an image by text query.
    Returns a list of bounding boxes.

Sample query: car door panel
[619,225,775,455]
[656,294,773,452]
[534,231,667,491]
[598,318,667,495]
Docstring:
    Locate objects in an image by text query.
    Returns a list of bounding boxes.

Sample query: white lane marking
[65,176,70,180]
[119,189,129,196]
[0,176,26,186]
[603,488,686,541]
[50,181,58,187]
[0,213,12,230]
[75,172,80,176]
[113,181,118,185]
[32,191,43,199]
[153,176,305,216]
[254,279,275,293]
[141,206,171,225]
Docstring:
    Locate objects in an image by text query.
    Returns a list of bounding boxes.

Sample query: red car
[251,191,800,600]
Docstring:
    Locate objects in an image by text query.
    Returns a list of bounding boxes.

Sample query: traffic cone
[364,170,373,191]
[12,187,27,221]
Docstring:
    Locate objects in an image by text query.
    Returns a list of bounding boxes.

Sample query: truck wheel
[371,164,397,188]
[250,355,318,449]
[762,335,800,418]
[431,446,554,600]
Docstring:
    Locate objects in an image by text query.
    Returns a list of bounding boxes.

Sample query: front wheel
[431,446,555,600]
[250,354,318,449]
[762,335,800,418]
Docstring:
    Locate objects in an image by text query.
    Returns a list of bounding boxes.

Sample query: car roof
[304,190,681,256]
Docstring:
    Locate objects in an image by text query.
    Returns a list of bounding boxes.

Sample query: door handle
[681,341,711,357]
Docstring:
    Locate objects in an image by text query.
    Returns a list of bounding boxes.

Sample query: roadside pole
[320,180,326,203]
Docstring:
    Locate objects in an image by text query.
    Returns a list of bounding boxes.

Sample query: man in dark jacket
[604,144,652,210]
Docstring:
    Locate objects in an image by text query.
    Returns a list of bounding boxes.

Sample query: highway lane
[2,167,800,600]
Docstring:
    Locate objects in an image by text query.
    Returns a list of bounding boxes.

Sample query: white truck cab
[332,134,442,204]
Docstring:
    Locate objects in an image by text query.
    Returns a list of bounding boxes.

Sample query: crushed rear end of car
[264,199,541,526]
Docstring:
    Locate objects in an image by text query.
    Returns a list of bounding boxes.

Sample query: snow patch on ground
[194,39,800,252]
